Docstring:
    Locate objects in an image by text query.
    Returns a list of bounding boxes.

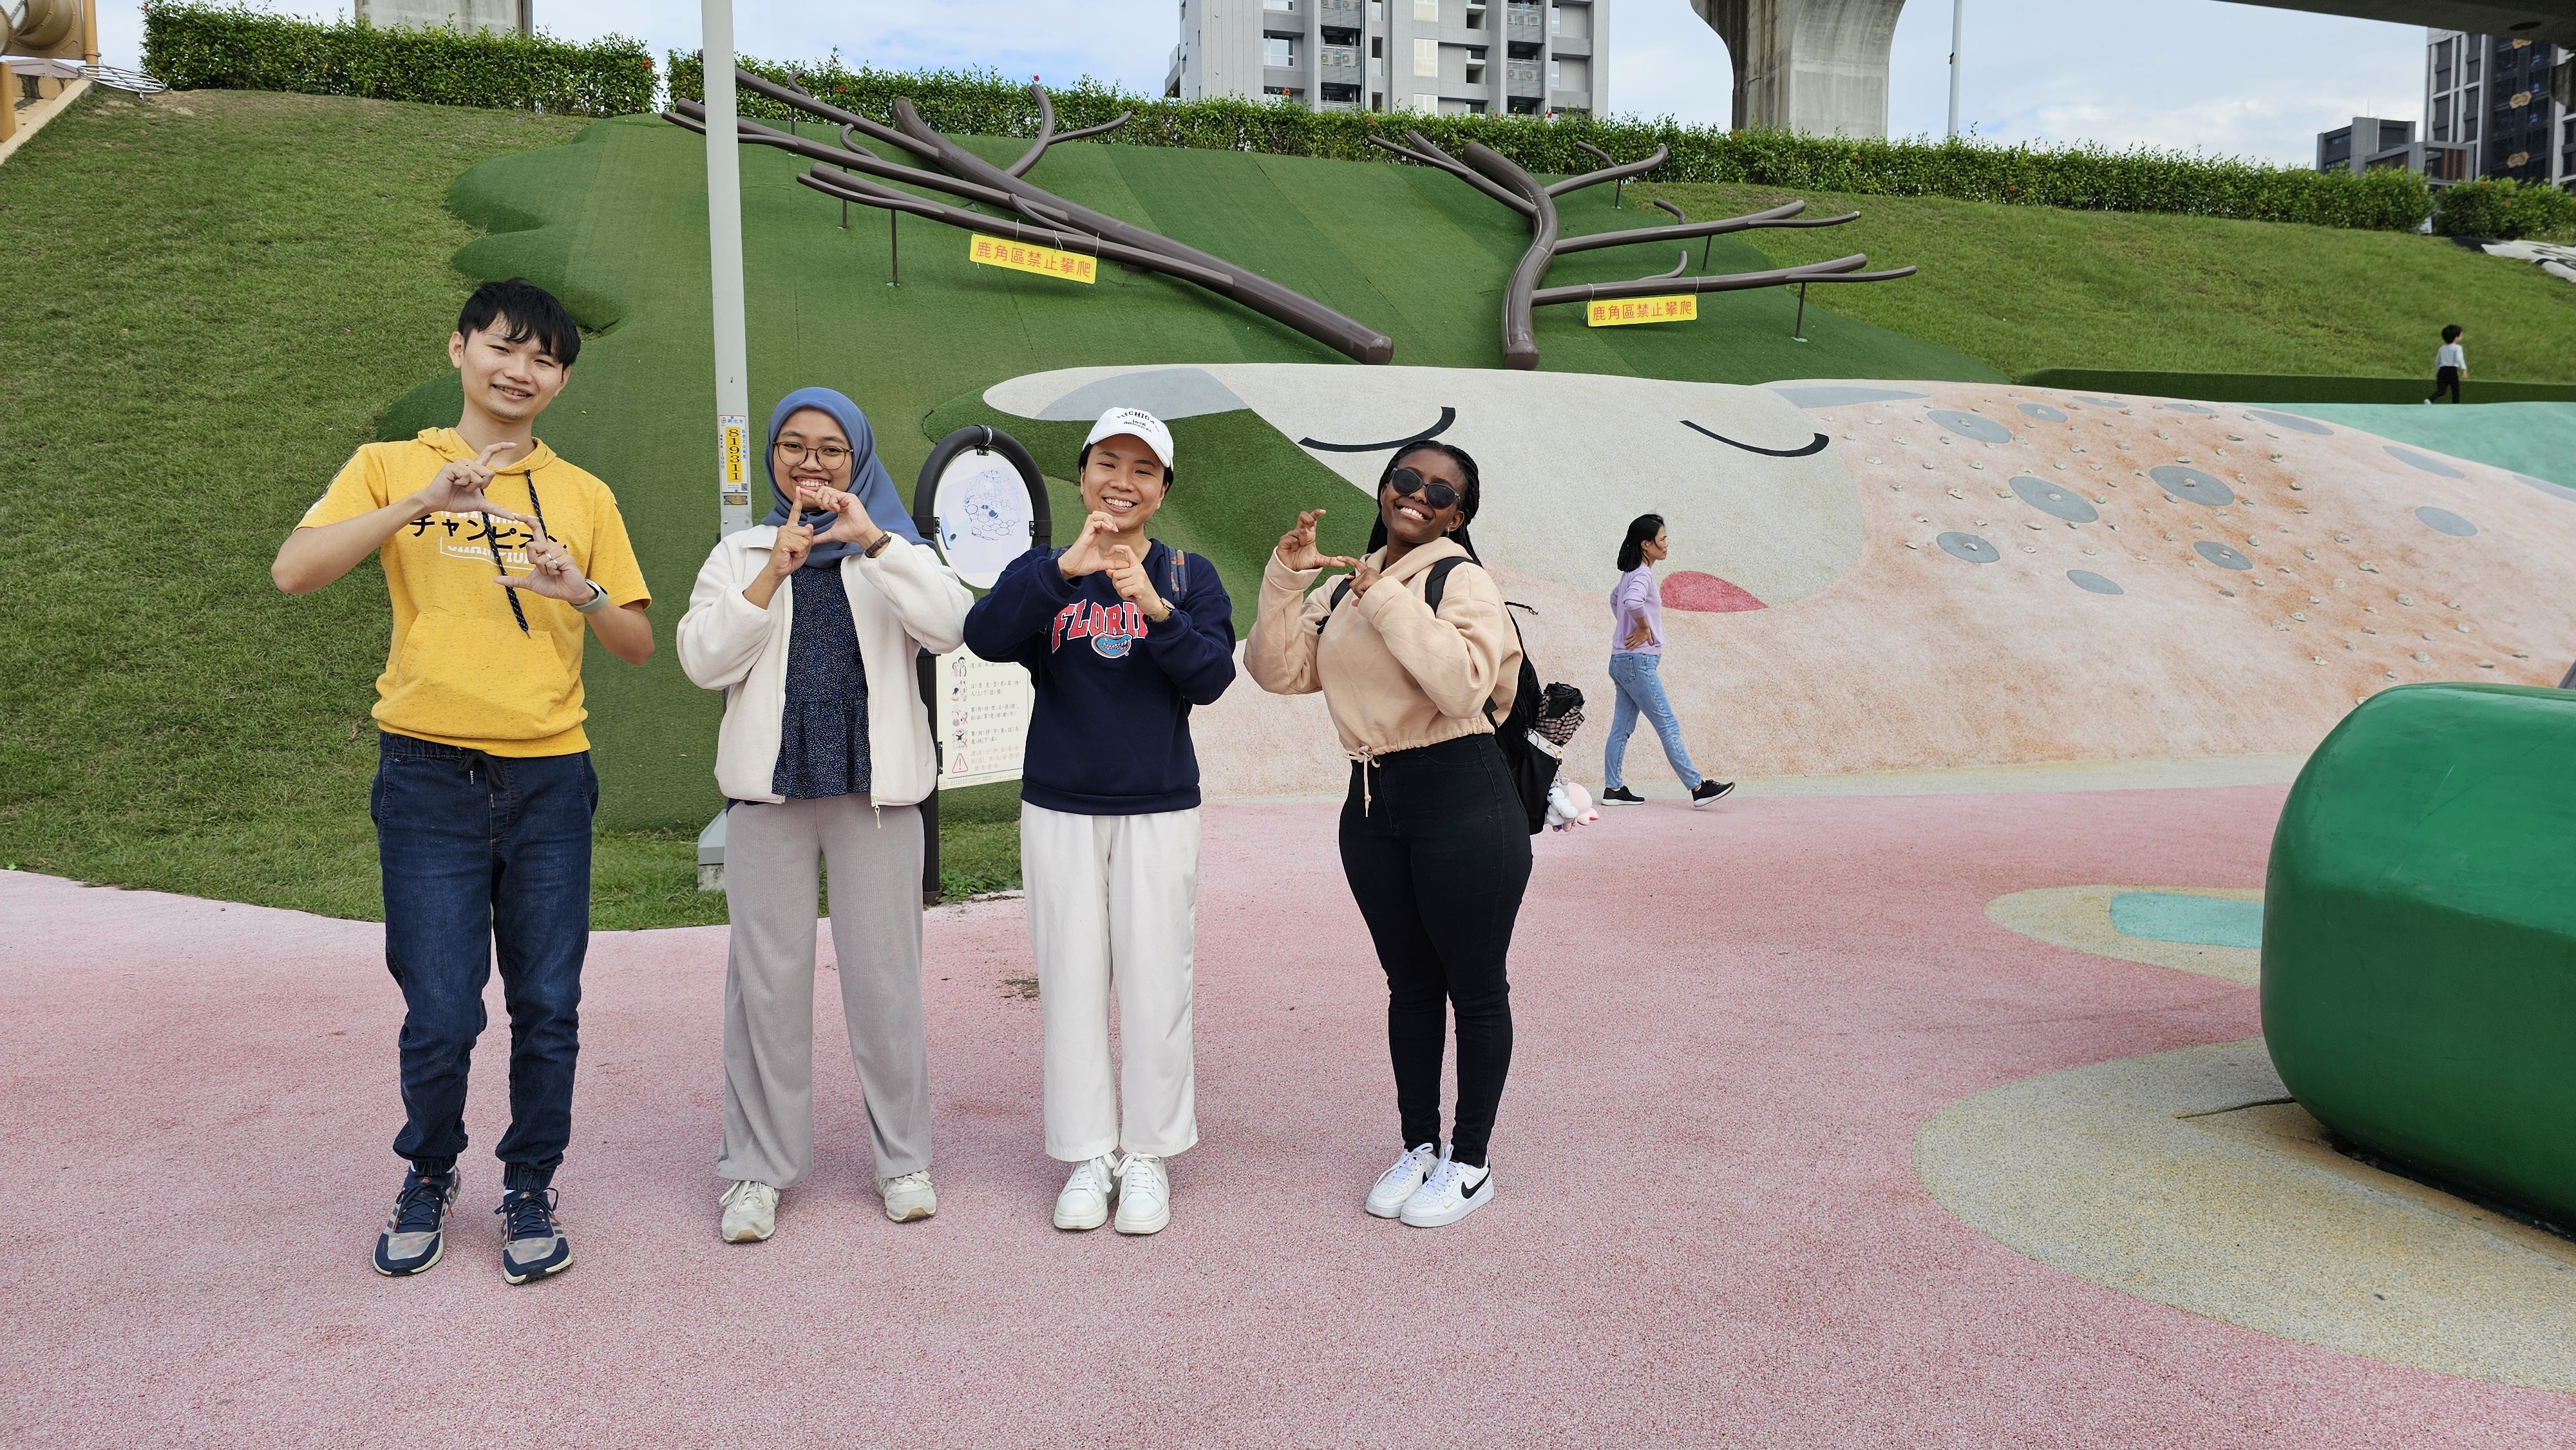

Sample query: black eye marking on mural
[1682,420,1832,458]
[1300,407,1457,453]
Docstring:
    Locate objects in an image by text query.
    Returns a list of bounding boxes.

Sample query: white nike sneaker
[1114,1154,1170,1236]
[1054,1154,1119,1231]
[878,1171,937,1223]
[1366,1144,1441,1219]
[717,1180,778,1243]
[1399,1156,1493,1227]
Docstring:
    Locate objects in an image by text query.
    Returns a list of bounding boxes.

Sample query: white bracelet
[573,580,612,614]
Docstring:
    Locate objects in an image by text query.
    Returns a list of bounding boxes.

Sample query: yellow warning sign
[969,234,1098,285]
[1586,294,1698,327]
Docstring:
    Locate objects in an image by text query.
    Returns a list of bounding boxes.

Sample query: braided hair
[1365,439,1484,560]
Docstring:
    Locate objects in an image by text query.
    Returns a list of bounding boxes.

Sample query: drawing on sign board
[933,449,1037,589]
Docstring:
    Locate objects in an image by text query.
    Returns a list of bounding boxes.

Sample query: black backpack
[1319,556,1564,834]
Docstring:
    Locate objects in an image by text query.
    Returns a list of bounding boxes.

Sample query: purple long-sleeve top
[1611,564,1662,655]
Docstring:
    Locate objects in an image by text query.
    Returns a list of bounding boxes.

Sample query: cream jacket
[1245,536,1521,762]
[676,527,972,807]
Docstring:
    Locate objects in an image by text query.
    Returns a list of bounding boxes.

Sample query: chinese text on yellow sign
[969,235,1098,285]
[1585,294,1698,327]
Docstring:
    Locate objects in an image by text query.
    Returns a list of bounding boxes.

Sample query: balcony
[1320,44,1362,86]
[1504,2,1542,45]
[1320,0,1364,28]
[1505,57,1544,99]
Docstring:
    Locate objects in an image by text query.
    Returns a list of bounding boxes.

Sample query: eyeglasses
[775,440,852,467]
[1388,467,1460,511]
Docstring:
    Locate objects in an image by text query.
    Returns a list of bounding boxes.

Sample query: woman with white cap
[963,408,1238,1236]
[677,387,972,1244]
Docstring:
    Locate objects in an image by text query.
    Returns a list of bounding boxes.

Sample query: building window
[2465,86,2479,140]
[1265,0,1294,9]
[1548,58,1560,87]
[1265,36,1295,67]
[1415,0,1437,18]
[1415,37,1439,75]
[1412,91,1439,113]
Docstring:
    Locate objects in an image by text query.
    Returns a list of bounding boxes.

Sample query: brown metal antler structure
[1370,132,1914,370]
[666,68,1396,366]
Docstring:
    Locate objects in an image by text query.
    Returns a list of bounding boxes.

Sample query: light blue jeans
[1604,652,1703,791]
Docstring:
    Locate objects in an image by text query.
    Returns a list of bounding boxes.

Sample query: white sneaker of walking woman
[877,1171,938,1223]
[1366,1143,1439,1218]
[718,1180,779,1243]
[1054,1154,1121,1231]
[1114,1154,1170,1235]
[1400,1155,1494,1227]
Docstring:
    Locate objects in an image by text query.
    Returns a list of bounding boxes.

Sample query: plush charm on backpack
[1544,778,1599,831]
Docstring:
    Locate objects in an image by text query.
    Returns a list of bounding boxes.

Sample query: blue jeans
[371,732,597,1191]
[1604,652,1702,791]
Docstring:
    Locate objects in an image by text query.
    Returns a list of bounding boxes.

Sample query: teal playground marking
[2109,892,2264,950]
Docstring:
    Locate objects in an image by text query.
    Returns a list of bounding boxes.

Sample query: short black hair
[1617,513,1665,572]
[2442,323,2464,343]
[456,278,581,368]
[1076,440,1173,487]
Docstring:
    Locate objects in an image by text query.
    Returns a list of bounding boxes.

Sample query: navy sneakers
[374,1167,460,1277]
[496,1187,573,1284]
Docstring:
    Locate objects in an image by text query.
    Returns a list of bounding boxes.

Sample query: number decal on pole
[969,234,1098,285]
[719,414,750,507]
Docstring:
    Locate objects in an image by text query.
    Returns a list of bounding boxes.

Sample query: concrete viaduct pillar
[1692,0,1909,138]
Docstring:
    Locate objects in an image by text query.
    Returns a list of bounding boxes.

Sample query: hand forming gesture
[1057,511,1119,579]
[1348,554,1383,599]
[796,480,886,552]
[1103,545,1169,620]
[495,520,595,605]
[766,517,815,580]
[415,441,535,525]
[1274,509,1357,574]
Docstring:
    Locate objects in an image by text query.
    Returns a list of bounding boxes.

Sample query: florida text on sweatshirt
[963,541,1236,815]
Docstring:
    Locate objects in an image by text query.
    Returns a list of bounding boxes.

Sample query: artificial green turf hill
[372,111,1998,827]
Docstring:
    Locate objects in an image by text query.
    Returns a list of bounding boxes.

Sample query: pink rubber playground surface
[5,787,2570,1446]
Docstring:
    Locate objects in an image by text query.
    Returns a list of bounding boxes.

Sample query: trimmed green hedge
[671,52,2432,232]
[2019,368,2576,404]
[142,1,655,116]
[2432,177,2576,241]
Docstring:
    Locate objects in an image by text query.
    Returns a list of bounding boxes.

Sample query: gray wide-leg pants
[715,795,930,1189]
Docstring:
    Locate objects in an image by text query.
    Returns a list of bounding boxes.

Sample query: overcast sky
[97,1,2425,164]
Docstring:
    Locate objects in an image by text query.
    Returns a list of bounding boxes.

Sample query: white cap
[1084,407,1175,473]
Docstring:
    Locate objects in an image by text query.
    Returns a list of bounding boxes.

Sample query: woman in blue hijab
[676,388,972,1245]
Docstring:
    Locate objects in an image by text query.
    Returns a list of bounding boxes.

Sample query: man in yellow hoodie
[273,278,652,1283]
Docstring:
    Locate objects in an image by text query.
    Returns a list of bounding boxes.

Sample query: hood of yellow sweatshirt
[414,427,564,477]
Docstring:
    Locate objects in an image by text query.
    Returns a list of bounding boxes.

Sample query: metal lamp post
[694,0,758,890]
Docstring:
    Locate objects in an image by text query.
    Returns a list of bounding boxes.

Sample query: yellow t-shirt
[300,428,651,757]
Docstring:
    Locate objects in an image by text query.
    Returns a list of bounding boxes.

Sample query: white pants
[1021,802,1201,1162]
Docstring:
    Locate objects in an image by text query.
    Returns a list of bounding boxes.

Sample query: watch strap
[573,579,612,614]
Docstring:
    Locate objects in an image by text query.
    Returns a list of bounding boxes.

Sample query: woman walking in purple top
[1599,514,1732,807]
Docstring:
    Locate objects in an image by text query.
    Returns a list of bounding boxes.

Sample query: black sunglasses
[1387,467,1461,511]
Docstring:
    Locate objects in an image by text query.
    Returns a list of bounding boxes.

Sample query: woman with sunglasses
[677,388,973,1245]
[1246,442,1529,1228]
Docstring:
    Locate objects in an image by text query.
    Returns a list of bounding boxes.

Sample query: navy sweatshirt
[963,540,1236,816]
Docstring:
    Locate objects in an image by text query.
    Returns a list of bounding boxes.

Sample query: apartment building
[1170,0,1604,118]
[2424,27,2573,188]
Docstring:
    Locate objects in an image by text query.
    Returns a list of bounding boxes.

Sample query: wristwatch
[573,579,613,614]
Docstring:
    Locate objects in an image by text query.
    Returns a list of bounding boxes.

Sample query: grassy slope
[1632,180,2576,383]
[0,93,1006,927]
[375,113,1997,835]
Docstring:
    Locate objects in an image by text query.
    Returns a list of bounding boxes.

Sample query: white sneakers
[1054,1154,1121,1231]
[1052,1152,1173,1235]
[1113,1154,1170,1236]
[719,1171,937,1239]
[1368,1149,1495,1227]
[1367,1144,1440,1218]
[878,1171,938,1223]
[717,1180,778,1243]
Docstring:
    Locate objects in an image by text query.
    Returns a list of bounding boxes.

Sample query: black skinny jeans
[1338,733,1533,1168]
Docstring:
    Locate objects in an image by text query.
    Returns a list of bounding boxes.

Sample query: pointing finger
[476,440,520,469]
